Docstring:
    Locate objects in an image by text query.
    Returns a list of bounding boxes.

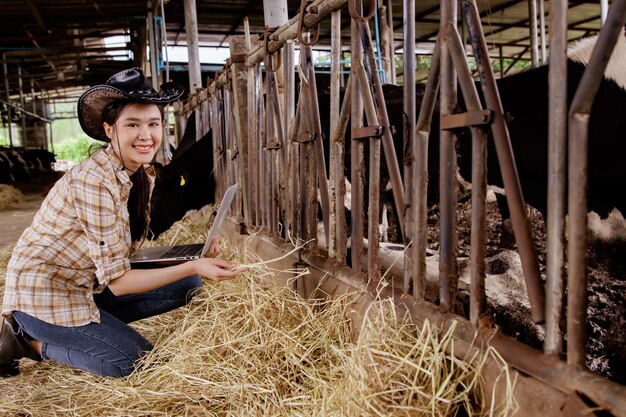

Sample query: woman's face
[103,103,163,172]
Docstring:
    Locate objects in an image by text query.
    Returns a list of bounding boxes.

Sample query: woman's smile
[104,103,163,172]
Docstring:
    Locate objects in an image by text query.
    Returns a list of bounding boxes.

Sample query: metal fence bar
[567,0,626,368]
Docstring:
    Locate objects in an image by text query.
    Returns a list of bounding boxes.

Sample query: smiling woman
[0,68,246,379]
[103,102,164,173]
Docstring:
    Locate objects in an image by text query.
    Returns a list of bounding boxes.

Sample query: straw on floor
[0,184,24,211]
[0,205,517,416]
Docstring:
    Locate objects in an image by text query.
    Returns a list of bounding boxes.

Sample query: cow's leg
[495,191,518,250]
[380,202,389,242]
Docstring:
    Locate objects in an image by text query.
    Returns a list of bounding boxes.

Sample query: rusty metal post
[528,0,539,67]
[567,3,626,368]
[438,0,459,313]
[355,64,382,281]
[410,39,441,299]
[2,54,14,147]
[403,0,416,294]
[446,24,488,325]
[301,44,331,247]
[544,0,568,356]
[17,65,26,145]
[223,87,234,187]
[229,36,251,225]
[356,20,406,237]
[183,0,203,140]
[328,9,342,260]
[288,100,301,239]
[378,5,393,83]
[284,39,296,237]
[463,0,545,324]
[385,0,396,84]
[249,60,261,226]
[350,17,365,272]
[332,77,352,264]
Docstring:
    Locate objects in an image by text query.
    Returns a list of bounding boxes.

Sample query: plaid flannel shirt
[2,146,154,326]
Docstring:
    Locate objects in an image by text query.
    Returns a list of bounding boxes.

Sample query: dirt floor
[438,191,626,385]
[0,173,60,247]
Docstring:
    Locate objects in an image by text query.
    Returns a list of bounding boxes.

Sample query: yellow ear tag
[180,175,186,186]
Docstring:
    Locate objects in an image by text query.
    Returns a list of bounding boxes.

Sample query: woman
[0,68,244,378]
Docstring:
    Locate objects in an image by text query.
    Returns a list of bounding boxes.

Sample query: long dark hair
[101,100,164,242]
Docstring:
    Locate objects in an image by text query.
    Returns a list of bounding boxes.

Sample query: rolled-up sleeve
[70,170,131,286]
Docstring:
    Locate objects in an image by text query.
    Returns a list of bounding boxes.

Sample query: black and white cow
[453,34,626,226]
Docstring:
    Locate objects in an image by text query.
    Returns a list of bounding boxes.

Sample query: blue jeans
[12,275,203,378]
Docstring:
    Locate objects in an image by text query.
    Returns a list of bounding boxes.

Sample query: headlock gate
[175,0,626,415]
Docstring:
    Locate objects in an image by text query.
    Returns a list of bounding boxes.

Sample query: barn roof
[0,0,605,106]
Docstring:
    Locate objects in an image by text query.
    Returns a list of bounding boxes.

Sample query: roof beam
[25,0,48,32]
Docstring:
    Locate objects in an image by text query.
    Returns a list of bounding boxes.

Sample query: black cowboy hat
[77,67,184,142]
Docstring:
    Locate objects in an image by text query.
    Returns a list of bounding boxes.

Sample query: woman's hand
[193,258,246,282]
[204,236,221,258]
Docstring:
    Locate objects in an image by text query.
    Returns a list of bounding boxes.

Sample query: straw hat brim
[78,84,183,142]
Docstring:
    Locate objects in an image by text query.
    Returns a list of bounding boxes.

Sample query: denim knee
[180,274,204,303]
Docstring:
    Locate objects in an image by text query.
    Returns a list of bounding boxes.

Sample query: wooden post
[230,35,251,224]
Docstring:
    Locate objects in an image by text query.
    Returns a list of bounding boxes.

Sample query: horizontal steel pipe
[246,0,348,66]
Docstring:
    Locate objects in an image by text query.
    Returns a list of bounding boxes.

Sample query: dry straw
[0,184,24,211]
[0,206,517,416]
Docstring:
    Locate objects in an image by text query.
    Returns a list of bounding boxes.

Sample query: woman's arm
[108,258,244,296]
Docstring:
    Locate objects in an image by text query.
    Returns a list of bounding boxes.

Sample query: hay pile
[0,184,24,211]
[0,206,517,416]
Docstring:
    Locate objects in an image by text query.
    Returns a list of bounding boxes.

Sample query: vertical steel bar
[386,0,397,84]
[357,21,406,237]
[302,44,331,247]
[183,0,202,139]
[284,40,295,237]
[438,0,458,313]
[539,0,547,63]
[332,77,352,264]
[545,0,568,356]
[447,24,488,325]
[229,35,251,225]
[329,10,341,259]
[528,0,539,67]
[268,68,285,235]
[378,5,393,83]
[567,3,626,368]
[2,54,13,147]
[249,64,261,225]
[288,100,301,238]
[18,66,25,145]
[463,0,545,324]
[403,0,416,294]
[355,64,381,280]
[350,17,365,272]
[412,39,441,299]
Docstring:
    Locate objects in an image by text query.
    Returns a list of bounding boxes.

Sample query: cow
[148,119,216,239]
[454,34,626,229]
[351,33,626,246]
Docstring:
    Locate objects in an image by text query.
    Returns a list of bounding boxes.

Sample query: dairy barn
[0,0,625,415]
